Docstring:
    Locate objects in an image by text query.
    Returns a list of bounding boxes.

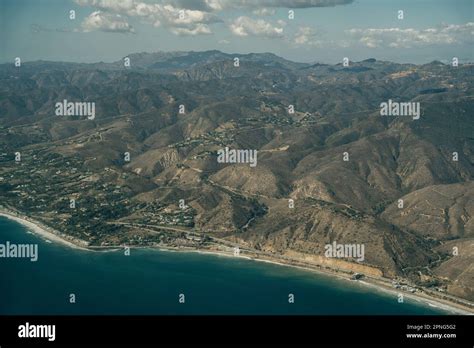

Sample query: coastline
[0,211,89,251]
[0,209,472,315]
[186,249,474,315]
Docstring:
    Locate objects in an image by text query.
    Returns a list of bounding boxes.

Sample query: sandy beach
[0,210,89,251]
[0,209,472,315]
[233,253,474,315]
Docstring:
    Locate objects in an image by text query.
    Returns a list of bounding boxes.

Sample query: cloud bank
[348,22,474,48]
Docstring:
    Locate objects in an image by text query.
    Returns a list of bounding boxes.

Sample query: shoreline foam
[0,211,89,251]
[0,211,472,315]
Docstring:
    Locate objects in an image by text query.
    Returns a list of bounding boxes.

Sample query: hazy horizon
[2,48,474,66]
[1,0,472,64]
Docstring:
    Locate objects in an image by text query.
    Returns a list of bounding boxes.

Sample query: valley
[0,50,472,309]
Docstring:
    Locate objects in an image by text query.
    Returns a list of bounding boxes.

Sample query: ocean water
[0,217,449,315]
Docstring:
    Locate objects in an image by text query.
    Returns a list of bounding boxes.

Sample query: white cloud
[75,0,354,36]
[76,0,220,35]
[76,0,136,13]
[347,22,474,48]
[81,11,134,33]
[209,0,353,9]
[170,23,212,35]
[229,16,284,38]
[293,26,323,47]
[75,0,355,13]
[252,8,276,16]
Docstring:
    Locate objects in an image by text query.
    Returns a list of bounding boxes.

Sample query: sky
[0,0,473,64]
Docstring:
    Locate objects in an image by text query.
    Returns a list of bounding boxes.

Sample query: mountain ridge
[0,50,472,302]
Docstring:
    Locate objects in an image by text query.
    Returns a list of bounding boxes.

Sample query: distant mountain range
[0,50,472,302]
